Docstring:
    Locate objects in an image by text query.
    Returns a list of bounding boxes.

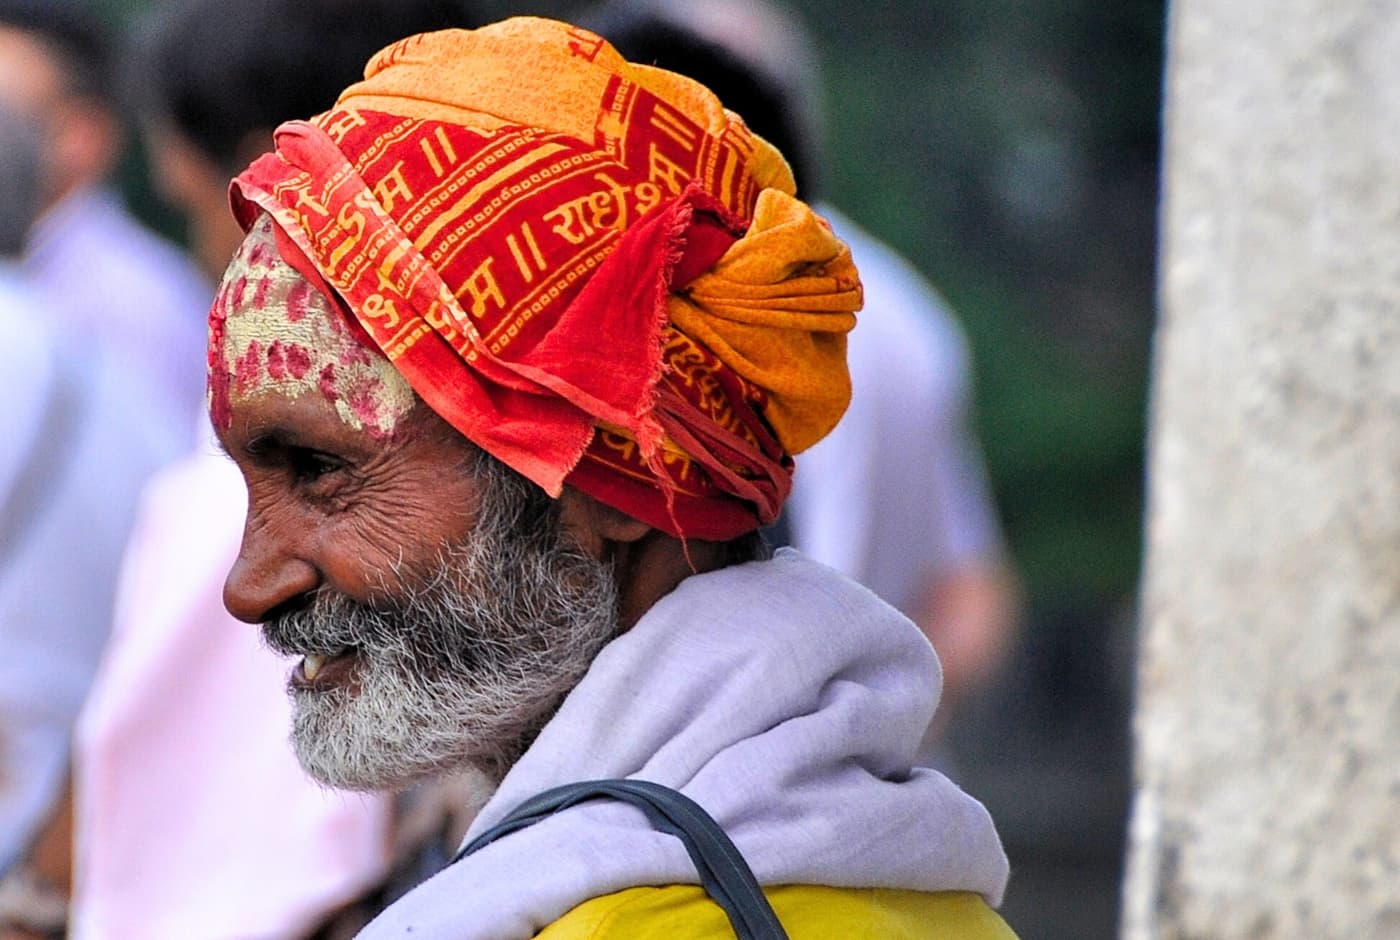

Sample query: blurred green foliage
[804,0,1165,606]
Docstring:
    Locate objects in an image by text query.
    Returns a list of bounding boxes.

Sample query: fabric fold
[671,188,860,454]
[358,551,1009,939]
[218,17,862,537]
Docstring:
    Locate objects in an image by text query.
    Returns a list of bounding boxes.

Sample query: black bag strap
[454,779,789,940]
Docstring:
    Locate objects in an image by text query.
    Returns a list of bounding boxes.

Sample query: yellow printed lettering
[294,187,330,219]
[462,257,504,317]
[328,203,365,269]
[372,162,415,213]
[506,222,549,282]
[648,144,693,196]
[323,109,368,144]
[361,293,400,330]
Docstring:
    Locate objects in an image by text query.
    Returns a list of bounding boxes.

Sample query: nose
[222,508,320,623]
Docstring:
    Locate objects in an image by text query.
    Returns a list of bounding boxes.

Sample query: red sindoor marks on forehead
[208,214,415,436]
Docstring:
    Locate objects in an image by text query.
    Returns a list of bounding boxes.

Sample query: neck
[610,532,731,632]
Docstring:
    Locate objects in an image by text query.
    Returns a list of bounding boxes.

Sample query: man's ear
[557,487,651,558]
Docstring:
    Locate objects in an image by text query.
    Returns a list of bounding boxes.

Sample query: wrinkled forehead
[209,214,415,436]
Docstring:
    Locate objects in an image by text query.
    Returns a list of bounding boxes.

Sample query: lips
[290,648,360,691]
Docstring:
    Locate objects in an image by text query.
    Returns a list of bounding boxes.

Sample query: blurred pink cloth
[72,435,391,939]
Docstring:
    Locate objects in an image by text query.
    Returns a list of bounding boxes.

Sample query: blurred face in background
[145,120,274,281]
[0,25,118,209]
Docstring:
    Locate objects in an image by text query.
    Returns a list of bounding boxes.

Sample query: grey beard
[262,459,620,791]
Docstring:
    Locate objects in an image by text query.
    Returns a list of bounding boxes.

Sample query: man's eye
[288,447,344,483]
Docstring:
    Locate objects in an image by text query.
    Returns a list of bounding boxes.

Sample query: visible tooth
[303,654,326,681]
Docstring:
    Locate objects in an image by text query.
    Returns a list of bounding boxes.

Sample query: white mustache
[271,452,623,791]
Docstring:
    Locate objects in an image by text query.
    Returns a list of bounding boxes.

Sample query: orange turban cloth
[214,17,860,539]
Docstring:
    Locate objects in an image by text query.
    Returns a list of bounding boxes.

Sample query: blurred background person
[0,4,208,902]
[59,2,489,938]
[0,0,208,445]
[135,0,465,283]
[588,0,1021,743]
[0,3,206,932]
[0,102,61,892]
[0,95,167,936]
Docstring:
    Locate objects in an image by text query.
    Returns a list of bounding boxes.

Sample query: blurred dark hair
[584,0,824,199]
[0,104,42,256]
[135,0,482,173]
[0,0,114,106]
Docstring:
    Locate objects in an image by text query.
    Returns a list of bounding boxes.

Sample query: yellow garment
[536,885,1018,939]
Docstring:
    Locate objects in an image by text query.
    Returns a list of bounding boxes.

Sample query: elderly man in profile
[209,18,1013,939]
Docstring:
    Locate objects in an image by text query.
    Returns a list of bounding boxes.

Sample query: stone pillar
[1124,1,1400,938]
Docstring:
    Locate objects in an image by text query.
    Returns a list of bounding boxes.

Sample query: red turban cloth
[213,17,861,539]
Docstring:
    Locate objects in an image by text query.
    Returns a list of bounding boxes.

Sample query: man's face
[215,222,621,790]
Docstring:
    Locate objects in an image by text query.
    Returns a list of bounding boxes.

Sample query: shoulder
[669,551,891,629]
[537,885,1018,939]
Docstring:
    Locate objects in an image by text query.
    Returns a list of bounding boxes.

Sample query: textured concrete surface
[1125,1,1400,937]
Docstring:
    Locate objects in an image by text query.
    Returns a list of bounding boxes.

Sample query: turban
[212,17,860,539]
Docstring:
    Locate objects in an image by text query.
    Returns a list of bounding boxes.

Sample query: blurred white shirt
[790,205,1003,617]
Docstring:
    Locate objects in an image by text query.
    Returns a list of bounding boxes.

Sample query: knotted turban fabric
[213,17,861,539]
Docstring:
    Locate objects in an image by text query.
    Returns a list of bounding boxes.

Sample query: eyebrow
[246,427,371,467]
[211,425,302,462]
[243,427,303,458]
